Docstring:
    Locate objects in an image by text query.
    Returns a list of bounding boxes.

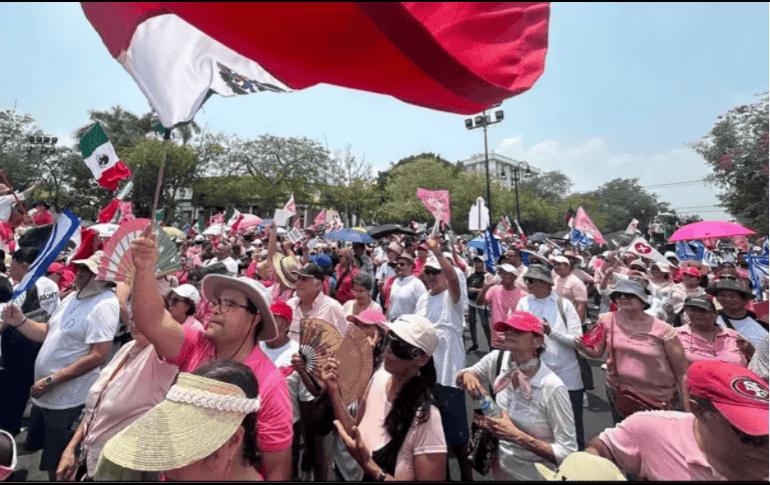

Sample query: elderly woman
[456,311,577,481]
[333,247,359,304]
[164,284,204,331]
[95,360,262,481]
[576,279,690,424]
[324,314,447,481]
[676,296,753,367]
[342,272,382,317]
[56,312,178,480]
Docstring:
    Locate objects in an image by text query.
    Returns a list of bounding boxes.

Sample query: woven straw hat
[101,373,261,472]
[535,452,626,481]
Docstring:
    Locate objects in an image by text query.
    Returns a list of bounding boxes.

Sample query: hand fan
[298,318,343,380]
[335,324,373,407]
[153,222,182,276]
[97,219,182,283]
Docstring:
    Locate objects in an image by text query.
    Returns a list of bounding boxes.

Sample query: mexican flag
[79,123,132,191]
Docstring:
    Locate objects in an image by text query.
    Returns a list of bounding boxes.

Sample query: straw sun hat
[101,373,261,472]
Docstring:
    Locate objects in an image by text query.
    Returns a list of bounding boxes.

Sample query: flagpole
[152,129,172,218]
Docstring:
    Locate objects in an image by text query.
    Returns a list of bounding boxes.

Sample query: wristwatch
[44,375,55,387]
[374,469,386,482]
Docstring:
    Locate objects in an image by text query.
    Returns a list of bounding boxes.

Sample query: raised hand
[131,224,158,272]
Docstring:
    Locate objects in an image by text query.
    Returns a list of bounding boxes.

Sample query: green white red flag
[79,123,132,191]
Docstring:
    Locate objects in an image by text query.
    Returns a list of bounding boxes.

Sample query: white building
[457,152,540,190]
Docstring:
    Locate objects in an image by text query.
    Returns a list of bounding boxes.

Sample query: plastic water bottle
[476,394,502,418]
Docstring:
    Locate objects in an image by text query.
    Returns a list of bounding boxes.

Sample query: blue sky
[1,2,768,225]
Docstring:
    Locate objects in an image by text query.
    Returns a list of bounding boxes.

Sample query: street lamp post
[464,108,504,217]
[511,160,533,224]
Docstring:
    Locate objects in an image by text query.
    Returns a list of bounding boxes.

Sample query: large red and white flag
[416,188,451,229]
[283,193,297,215]
[81,3,550,127]
[626,235,668,264]
[574,206,606,245]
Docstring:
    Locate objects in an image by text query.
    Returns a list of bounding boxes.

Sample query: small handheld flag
[79,123,132,191]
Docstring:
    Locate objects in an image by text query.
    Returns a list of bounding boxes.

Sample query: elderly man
[130,225,293,480]
[707,279,768,347]
[386,251,427,321]
[1,251,117,480]
[586,360,768,480]
[515,263,585,448]
[413,235,472,481]
[204,242,238,275]
[552,255,588,323]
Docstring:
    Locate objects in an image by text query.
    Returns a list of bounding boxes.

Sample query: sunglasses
[385,332,425,360]
[424,268,442,276]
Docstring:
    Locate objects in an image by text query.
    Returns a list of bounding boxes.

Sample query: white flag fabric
[227,209,242,227]
[625,235,668,264]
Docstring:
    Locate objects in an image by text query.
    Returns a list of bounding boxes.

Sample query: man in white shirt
[204,243,238,276]
[708,279,768,347]
[516,263,585,449]
[0,251,118,480]
[387,253,426,321]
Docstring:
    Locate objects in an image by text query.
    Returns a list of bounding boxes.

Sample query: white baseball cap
[497,263,518,275]
[424,257,442,270]
[168,284,201,305]
[552,255,571,265]
[388,314,438,355]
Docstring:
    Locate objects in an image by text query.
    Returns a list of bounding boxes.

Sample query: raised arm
[428,235,460,304]
[131,225,185,361]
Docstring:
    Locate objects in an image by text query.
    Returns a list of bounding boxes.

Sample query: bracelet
[12,317,27,328]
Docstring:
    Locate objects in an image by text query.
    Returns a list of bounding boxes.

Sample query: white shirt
[717,314,768,347]
[33,291,120,410]
[459,351,577,480]
[12,276,60,319]
[388,275,426,321]
[415,290,464,387]
[516,293,584,390]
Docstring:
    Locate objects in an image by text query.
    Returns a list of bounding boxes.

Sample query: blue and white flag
[483,226,501,274]
[182,222,191,235]
[688,241,719,267]
[11,209,81,300]
[676,241,699,262]
[570,228,593,248]
[745,241,769,298]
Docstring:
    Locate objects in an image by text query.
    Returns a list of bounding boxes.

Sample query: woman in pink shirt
[576,279,690,424]
[676,296,752,367]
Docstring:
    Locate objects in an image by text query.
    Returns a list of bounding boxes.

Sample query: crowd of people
[0,207,767,481]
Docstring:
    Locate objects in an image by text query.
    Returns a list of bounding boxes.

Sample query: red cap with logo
[681,266,701,278]
[687,360,769,436]
[493,311,544,336]
[270,300,293,324]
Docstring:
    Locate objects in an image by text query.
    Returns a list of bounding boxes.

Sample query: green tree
[688,94,769,231]
[518,170,573,203]
[585,178,669,233]
[0,108,45,190]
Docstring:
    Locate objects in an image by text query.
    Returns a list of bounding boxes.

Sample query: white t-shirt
[388,276,426,321]
[415,290,465,387]
[357,368,447,480]
[717,315,768,347]
[260,339,301,424]
[32,291,120,410]
[12,276,60,318]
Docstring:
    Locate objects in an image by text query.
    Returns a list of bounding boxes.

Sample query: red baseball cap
[47,262,64,274]
[687,360,769,436]
[270,300,293,324]
[682,266,701,278]
[492,311,544,336]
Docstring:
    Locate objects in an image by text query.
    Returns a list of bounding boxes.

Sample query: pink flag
[283,193,297,215]
[118,202,135,224]
[574,206,605,245]
[732,234,749,251]
[310,209,326,230]
[415,188,451,228]
[293,217,302,229]
[211,212,224,225]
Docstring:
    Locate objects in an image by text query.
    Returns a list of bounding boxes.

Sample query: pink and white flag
[416,188,450,229]
[574,206,605,245]
[117,202,134,224]
[283,193,297,215]
[624,218,639,235]
[310,209,326,230]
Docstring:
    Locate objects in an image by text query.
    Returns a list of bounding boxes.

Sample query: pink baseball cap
[47,262,64,274]
[682,266,701,278]
[687,360,769,436]
[270,300,293,323]
[492,311,544,336]
[347,309,388,330]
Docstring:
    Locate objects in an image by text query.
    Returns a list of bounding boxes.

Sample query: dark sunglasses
[385,332,425,360]
[424,268,442,276]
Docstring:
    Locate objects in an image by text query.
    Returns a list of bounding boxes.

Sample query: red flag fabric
[97,198,120,224]
[514,219,528,243]
[70,227,98,263]
[573,206,605,245]
[81,2,550,126]
[416,188,451,228]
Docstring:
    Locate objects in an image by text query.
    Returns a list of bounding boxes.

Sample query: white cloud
[494,136,731,220]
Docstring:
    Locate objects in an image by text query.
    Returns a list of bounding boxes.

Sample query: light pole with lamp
[510,160,534,224]
[464,107,504,218]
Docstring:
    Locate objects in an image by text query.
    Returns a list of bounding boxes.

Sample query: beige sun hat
[72,250,104,275]
[101,373,261,472]
[535,452,626,481]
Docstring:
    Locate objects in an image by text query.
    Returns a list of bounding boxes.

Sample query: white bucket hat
[202,275,277,341]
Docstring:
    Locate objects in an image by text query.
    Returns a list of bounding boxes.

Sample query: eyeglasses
[424,268,442,276]
[385,332,425,360]
[614,293,637,300]
[166,296,185,306]
[211,298,254,313]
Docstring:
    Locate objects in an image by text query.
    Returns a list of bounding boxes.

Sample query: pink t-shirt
[83,342,178,473]
[358,368,447,480]
[599,411,727,480]
[182,315,204,332]
[553,273,587,306]
[171,326,293,454]
[485,285,527,349]
[676,324,749,367]
[601,313,679,403]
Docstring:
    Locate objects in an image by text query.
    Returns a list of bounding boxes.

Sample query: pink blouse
[676,324,749,367]
[601,313,680,403]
